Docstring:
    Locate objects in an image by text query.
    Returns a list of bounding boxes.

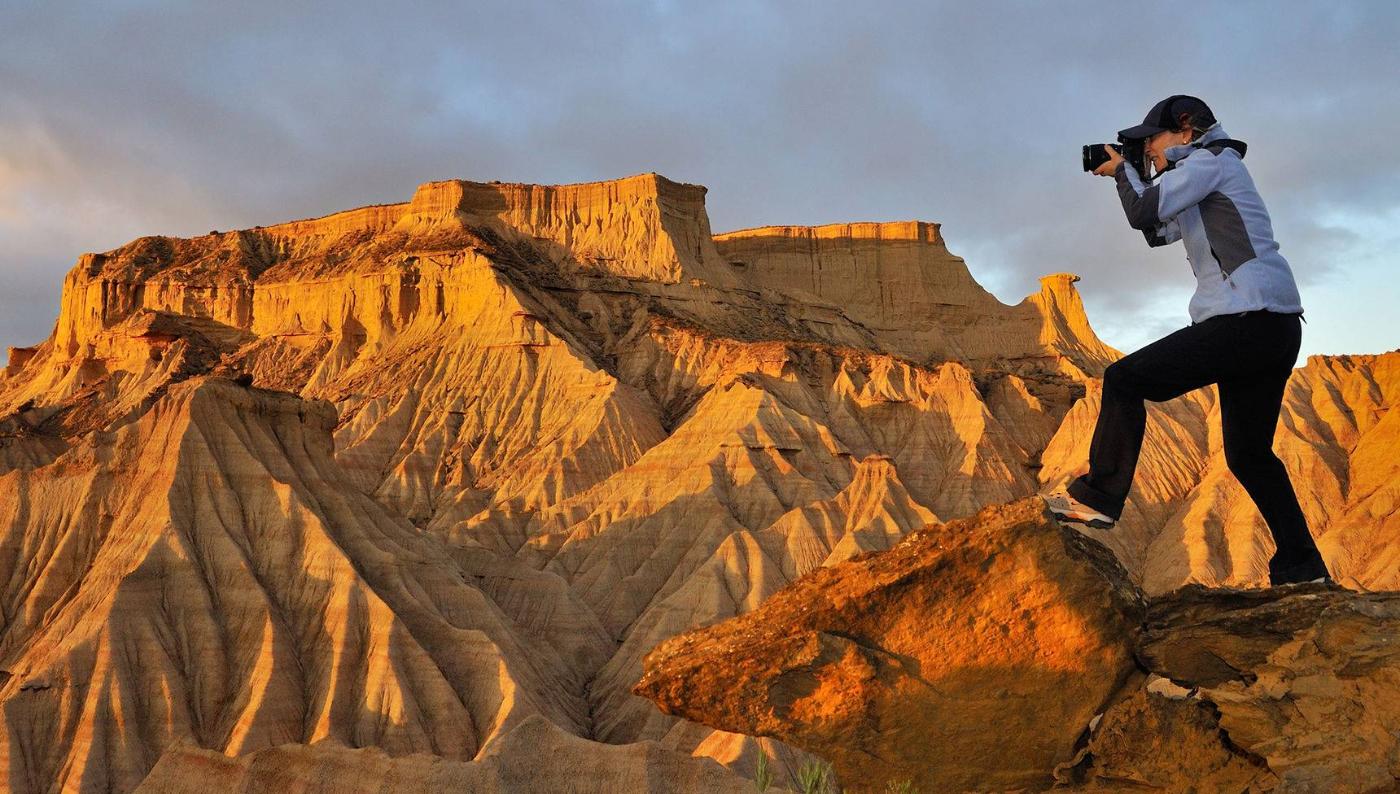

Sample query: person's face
[1146,128,1193,173]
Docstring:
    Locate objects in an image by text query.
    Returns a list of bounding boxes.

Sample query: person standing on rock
[1040,95,1332,587]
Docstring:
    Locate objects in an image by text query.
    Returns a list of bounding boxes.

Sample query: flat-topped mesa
[712,221,989,360]
[33,173,741,364]
[714,221,1000,323]
[715,223,1117,373]
[26,175,1115,393]
[398,173,740,287]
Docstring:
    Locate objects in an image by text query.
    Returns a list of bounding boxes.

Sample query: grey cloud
[1,0,1397,357]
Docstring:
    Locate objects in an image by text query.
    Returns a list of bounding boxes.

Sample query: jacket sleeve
[1115,164,1186,247]
[1115,151,1221,232]
[1142,218,1182,248]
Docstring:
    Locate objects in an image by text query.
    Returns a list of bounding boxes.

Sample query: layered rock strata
[715,222,1117,370]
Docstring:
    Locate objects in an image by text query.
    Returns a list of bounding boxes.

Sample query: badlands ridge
[0,172,1395,792]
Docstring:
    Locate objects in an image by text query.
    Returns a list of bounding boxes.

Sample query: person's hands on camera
[1093,145,1124,177]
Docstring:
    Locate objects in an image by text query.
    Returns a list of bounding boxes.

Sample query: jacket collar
[1165,124,1246,162]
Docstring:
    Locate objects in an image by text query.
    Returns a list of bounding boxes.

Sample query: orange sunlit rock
[635,498,1400,792]
[634,497,1146,791]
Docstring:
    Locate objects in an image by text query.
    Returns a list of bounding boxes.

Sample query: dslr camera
[1082,137,1150,181]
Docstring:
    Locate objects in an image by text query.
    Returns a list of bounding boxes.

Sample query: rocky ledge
[635,496,1398,793]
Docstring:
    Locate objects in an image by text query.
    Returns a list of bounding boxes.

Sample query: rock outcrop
[636,496,1399,793]
[635,497,1146,791]
[1119,585,1400,791]
[714,223,1118,374]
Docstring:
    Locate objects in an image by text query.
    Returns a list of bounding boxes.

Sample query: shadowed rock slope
[636,496,1400,793]
[0,171,1396,791]
[0,378,598,791]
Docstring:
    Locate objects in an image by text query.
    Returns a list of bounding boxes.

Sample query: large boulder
[634,496,1147,792]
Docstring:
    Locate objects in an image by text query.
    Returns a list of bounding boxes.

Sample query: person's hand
[1093,145,1124,177]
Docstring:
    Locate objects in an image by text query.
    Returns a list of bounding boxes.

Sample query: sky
[2,1,1397,362]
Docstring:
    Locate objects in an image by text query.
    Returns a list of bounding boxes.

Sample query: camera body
[1082,137,1151,181]
[1081,142,1120,171]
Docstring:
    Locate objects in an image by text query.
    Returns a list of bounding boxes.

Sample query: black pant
[1067,309,1325,570]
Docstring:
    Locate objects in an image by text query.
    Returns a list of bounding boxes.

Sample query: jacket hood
[1166,123,1247,162]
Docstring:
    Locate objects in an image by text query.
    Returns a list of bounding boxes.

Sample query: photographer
[1043,95,1332,587]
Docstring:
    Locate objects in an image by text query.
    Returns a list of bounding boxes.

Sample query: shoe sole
[1270,576,1332,587]
[1269,557,1332,587]
[1048,511,1116,530]
[1040,494,1116,530]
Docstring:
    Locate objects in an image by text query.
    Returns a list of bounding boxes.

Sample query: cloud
[1,0,1397,359]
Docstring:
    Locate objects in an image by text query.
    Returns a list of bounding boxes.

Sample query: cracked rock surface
[637,497,1400,793]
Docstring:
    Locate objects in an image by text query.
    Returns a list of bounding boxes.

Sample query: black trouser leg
[1220,371,1327,577]
[1067,320,1233,520]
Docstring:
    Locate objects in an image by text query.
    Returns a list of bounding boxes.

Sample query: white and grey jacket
[1114,124,1304,325]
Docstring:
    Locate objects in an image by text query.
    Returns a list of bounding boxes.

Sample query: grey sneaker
[1269,555,1331,587]
[1041,489,1116,529]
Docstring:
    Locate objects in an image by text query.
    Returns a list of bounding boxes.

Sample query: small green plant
[754,749,773,792]
[795,759,836,794]
[885,779,916,794]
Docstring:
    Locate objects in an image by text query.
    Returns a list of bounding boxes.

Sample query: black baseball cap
[1118,95,1217,140]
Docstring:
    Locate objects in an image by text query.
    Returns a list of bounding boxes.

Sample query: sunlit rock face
[635,497,1147,792]
[714,222,1117,372]
[635,497,1400,792]
[0,170,1395,792]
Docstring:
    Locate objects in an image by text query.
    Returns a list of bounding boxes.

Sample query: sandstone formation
[1127,585,1400,790]
[636,496,1400,793]
[0,378,596,791]
[635,496,1146,792]
[713,222,1117,371]
[0,170,1395,791]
